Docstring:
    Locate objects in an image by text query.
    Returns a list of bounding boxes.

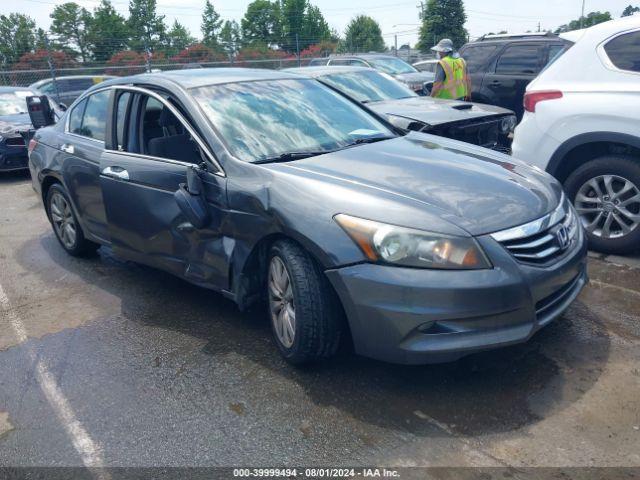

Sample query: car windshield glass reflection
[193,79,394,163]
[321,71,417,103]
[0,93,32,115]
[368,57,418,75]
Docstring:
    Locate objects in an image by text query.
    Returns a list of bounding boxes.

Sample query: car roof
[329,54,402,60]
[0,86,36,94]
[283,66,376,77]
[102,67,305,90]
[413,59,438,65]
[463,34,565,48]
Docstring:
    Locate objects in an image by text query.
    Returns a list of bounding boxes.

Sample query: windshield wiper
[342,136,395,148]
[253,150,331,164]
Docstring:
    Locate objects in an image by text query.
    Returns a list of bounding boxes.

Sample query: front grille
[491,197,580,266]
[428,118,501,149]
[5,136,25,147]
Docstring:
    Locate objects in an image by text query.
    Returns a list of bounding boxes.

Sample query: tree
[0,13,36,67]
[554,11,612,33]
[343,15,385,53]
[201,0,223,49]
[241,0,282,47]
[88,0,130,62]
[219,20,241,59]
[416,0,468,53]
[170,43,224,64]
[280,0,331,52]
[50,2,93,62]
[13,49,76,70]
[622,5,639,16]
[165,20,195,57]
[127,0,166,53]
[105,50,147,75]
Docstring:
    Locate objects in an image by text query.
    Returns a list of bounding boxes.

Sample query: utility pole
[580,0,586,29]
[537,21,541,32]
[394,35,398,56]
[296,33,300,67]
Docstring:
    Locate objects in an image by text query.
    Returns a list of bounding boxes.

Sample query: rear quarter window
[604,30,640,72]
[495,44,542,75]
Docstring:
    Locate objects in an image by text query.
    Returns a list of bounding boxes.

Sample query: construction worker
[430,38,471,101]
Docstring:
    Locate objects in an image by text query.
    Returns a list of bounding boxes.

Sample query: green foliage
[127,0,166,52]
[622,5,639,16]
[166,20,196,57]
[220,20,241,58]
[281,0,331,52]
[416,0,468,53]
[241,0,282,47]
[201,0,223,49]
[88,0,130,62]
[342,15,385,53]
[49,2,93,61]
[0,13,36,67]
[554,11,612,33]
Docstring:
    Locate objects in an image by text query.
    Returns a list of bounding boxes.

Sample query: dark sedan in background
[28,68,587,365]
[29,75,115,107]
[0,87,63,172]
[286,66,516,152]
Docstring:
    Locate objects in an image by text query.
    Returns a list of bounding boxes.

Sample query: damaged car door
[99,86,229,288]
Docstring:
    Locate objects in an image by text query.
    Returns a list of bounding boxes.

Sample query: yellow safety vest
[433,56,469,100]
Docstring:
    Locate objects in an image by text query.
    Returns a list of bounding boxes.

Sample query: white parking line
[0,283,109,478]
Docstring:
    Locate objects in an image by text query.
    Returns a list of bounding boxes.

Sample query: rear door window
[114,91,132,151]
[604,30,640,72]
[461,45,498,73]
[495,44,542,75]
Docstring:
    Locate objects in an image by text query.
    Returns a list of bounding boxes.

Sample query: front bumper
[426,117,512,152]
[326,228,587,365]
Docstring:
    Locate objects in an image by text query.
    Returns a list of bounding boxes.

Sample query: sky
[6,0,638,47]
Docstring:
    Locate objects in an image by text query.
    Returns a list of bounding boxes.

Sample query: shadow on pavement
[19,233,611,438]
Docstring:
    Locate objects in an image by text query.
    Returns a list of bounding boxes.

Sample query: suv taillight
[524,90,563,113]
[28,139,37,155]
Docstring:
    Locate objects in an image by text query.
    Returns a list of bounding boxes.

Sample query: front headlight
[500,115,517,134]
[335,214,492,270]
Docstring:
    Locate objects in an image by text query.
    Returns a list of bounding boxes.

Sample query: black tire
[46,183,99,257]
[564,155,640,254]
[267,239,343,365]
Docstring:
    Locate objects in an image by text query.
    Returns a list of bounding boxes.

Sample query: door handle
[101,166,130,181]
[61,143,74,154]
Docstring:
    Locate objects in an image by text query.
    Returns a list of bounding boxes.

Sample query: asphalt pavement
[0,171,639,470]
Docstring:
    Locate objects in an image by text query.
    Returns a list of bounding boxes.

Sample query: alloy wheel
[50,192,77,249]
[574,174,640,239]
[268,256,296,348]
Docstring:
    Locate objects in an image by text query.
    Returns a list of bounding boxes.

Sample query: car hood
[368,97,513,126]
[275,133,561,236]
[394,71,435,83]
[0,113,32,137]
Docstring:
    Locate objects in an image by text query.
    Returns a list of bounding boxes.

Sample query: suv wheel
[267,240,342,365]
[564,155,640,254]
[46,184,99,257]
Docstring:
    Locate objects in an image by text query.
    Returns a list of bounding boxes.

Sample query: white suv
[513,15,640,254]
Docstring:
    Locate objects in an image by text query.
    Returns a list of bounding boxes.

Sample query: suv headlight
[335,214,491,270]
[500,115,517,134]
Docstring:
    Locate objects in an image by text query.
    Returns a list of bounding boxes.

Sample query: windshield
[192,79,394,163]
[368,57,418,75]
[0,91,34,116]
[321,70,417,103]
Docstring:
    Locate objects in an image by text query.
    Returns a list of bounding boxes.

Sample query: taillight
[28,139,37,155]
[523,90,563,113]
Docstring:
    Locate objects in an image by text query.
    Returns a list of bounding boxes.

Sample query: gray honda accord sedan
[28,68,587,365]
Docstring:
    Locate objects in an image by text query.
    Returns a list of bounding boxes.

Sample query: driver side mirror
[174,165,210,229]
[423,81,433,95]
[58,103,68,112]
[26,95,56,129]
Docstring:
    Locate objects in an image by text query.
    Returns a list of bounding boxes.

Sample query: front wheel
[267,240,343,365]
[564,155,640,254]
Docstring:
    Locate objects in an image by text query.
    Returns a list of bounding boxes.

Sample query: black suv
[459,33,570,119]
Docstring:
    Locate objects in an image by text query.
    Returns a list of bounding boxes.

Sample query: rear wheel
[564,155,640,254]
[46,184,99,257]
[267,240,343,365]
